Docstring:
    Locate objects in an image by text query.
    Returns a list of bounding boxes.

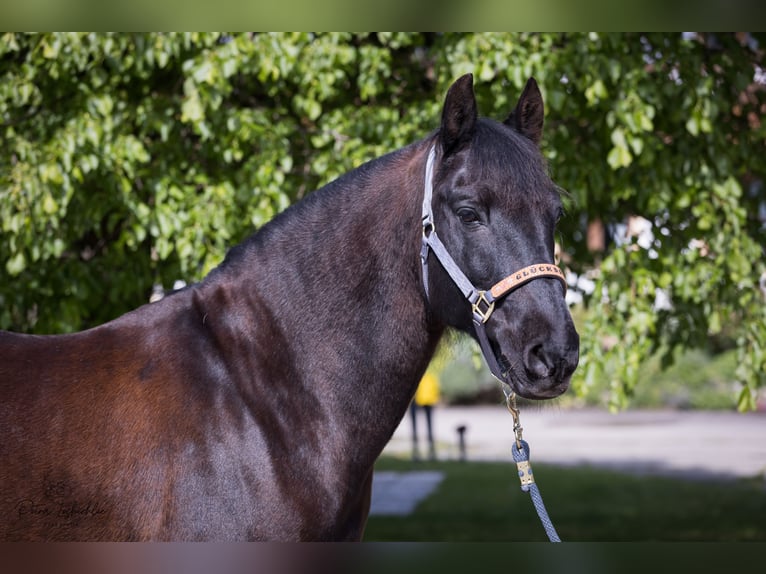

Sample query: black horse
[0,74,578,540]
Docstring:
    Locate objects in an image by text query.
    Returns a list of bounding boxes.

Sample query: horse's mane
[215,138,427,273]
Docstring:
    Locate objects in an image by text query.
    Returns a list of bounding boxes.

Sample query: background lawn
[364,456,766,541]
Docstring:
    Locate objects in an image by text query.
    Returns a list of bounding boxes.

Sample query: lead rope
[503,387,562,542]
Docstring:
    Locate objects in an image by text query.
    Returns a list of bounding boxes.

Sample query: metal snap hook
[505,391,523,450]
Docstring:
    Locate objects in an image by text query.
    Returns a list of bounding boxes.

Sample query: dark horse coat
[0,74,579,540]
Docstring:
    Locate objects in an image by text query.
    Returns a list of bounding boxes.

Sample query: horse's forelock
[469,119,556,213]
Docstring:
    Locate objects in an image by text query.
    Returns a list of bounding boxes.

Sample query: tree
[1,33,764,409]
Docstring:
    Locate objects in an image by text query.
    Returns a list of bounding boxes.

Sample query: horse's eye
[456,207,480,225]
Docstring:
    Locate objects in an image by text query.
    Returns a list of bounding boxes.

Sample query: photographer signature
[14,477,108,523]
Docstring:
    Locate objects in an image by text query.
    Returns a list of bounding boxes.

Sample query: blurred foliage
[438,336,503,406]
[1,33,765,409]
[631,348,740,410]
[438,334,741,411]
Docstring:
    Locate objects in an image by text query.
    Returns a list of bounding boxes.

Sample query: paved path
[382,406,766,481]
[369,471,445,516]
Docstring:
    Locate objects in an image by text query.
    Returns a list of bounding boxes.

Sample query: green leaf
[607,145,632,169]
[42,195,58,214]
[6,252,26,276]
[686,115,700,136]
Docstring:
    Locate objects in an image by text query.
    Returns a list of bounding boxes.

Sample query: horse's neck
[203,142,442,467]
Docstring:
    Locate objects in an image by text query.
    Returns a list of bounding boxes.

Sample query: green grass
[363,456,766,542]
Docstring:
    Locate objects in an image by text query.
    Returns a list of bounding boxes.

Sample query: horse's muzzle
[508,332,579,399]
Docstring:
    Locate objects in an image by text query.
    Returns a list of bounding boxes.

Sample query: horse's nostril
[525,342,553,379]
[524,341,577,380]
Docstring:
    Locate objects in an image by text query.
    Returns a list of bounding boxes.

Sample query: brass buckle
[471,291,495,324]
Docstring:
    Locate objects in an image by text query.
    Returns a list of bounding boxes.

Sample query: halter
[419,145,567,385]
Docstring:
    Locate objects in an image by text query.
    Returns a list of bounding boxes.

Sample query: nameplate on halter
[490,264,567,299]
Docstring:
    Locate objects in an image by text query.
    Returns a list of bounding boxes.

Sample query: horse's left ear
[504,77,544,146]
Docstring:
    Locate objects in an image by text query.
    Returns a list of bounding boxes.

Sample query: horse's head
[423,74,579,400]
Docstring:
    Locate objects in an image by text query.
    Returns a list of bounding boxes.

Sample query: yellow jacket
[414,371,440,406]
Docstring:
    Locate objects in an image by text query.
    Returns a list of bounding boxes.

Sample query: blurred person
[410,370,440,460]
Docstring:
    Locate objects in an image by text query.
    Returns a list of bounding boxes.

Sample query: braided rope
[511,439,562,542]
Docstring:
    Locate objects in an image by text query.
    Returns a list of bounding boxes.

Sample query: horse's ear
[440,74,478,156]
[504,77,544,146]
